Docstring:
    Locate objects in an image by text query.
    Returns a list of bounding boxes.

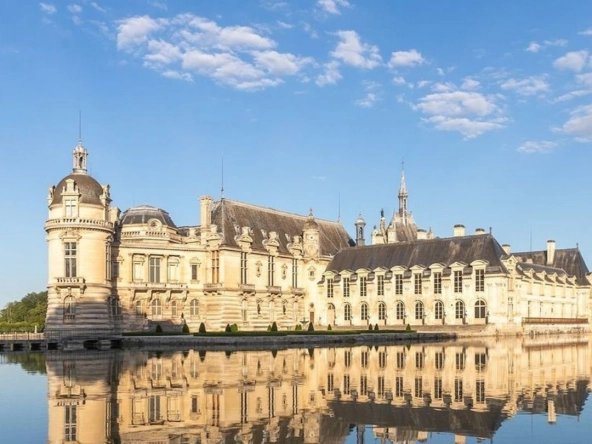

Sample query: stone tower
[45,140,118,335]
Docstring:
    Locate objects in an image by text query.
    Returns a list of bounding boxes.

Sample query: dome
[355,214,366,226]
[119,205,177,228]
[51,173,104,206]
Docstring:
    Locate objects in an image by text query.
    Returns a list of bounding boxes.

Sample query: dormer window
[64,199,77,218]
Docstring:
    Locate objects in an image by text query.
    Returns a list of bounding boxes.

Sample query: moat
[1,336,590,443]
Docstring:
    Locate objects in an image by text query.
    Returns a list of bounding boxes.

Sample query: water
[1,336,591,443]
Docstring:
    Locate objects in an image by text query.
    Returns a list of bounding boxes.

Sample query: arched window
[190,299,199,317]
[378,302,387,320]
[415,301,424,320]
[475,300,487,319]
[434,300,444,320]
[327,303,336,310]
[361,303,369,321]
[455,300,465,319]
[151,299,162,316]
[396,301,405,320]
[64,296,75,319]
[344,303,352,321]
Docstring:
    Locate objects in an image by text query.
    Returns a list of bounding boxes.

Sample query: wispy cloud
[39,3,56,14]
[578,28,592,36]
[317,0,350,15]
[517,140,558,153]
[355,81,381,108]
[330,30,381,69]
[553,50,590,72]
[525,39,567,53]
[560,104,592,141]
[316,60,341,86]
[500,76,549,96]
[387,49,425,68]
[67,4,82,13]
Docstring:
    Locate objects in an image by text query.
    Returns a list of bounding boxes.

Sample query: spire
[72,141,88,174]
[398,161,408,217]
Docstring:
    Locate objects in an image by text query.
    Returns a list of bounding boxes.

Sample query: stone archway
[327,303,336,327]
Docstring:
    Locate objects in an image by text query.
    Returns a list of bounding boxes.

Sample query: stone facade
[45,141,592,334]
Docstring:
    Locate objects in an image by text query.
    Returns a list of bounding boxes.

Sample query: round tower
[45,140,116,335]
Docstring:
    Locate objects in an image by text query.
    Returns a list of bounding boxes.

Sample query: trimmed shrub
[374,324,379,331]
[231,323,239,333]
[198,322,207,333]
[368,324,373,331]
[267,324,272,332]
[406,324,412,331]
[155,324,163,333]
[271,321,278,332]
[307,322,314,332]
[225,323,232,332]
[327,324,332,331]
[182,323,190,334]
[295,324,303,331]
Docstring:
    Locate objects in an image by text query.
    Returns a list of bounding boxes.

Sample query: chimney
[502,244,511,255]
[453,224,465,237]
[417,229,427,240]
[547,240,556,265]
[199,195,212,228]
[475,228,486,235]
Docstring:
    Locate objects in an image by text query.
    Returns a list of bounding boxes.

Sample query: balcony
[239,283,256,293]
[45,218,113,230]
[290,287,306,296]
[130,282,188,291]
[55,277,85,292]
[203,283,222,292]
[267,286,282,295]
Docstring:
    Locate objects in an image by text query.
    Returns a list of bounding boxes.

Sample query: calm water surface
[1,336,591,443]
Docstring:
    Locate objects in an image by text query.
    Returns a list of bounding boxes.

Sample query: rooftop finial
[221,154,225,199]
[78,109,82,142]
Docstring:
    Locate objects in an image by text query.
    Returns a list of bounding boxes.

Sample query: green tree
[0,291,47,331]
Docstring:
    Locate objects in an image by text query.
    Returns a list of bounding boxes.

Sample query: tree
[0,291,47,330]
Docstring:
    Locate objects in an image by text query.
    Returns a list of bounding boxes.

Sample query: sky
[2,0,592,305]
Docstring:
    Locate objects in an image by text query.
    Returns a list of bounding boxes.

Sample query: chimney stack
[417,229,427,240]
[547,240,556,265]
[199,195,213,228]
[475,228,486,235]
[502,244,511,255]
[453,224,465,237]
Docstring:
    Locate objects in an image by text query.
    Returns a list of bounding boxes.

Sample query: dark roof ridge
[350,233,498,250]
[215,198,342,225]
[514,247,580,255]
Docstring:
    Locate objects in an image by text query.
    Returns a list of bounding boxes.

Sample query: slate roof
[210,199,354,256]
[51,173,104,206]
[326,234,507,273]
[514,248,590,285]
[119,205,177,228]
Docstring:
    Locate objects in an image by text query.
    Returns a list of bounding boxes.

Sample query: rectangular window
[456,352,466,370]
[327,278,334,298]
[64,405,77,441]
[191,264,198,281]
[168,261,178,282]
[476,379,485,403]
[106,245,112,281]
[475,269,485,292]
[268,256,274,286]
[379,351,387,369]
[343,277,350,297]
[361,351,369,368]
[377,376,385,398]
[343,374,350,395]
[435,352,444,370]
[454,270,463,293]
[395,376,404,397]
[360,276,367,297]
[65,199,77,218]
[291,258,298,288]
[211,251,219,283]
[327,373,334,392]
[360,375,368,396]
[64,242,77,277]
[240,392,248,424]
[395,275,403,295]
[190,395,199,414]
[414,274,422,295]
[415,352,424,369]
[475,353,487,372]
[396,352,405,370]
[149,395,161,423]
[414,377,423,398]
[240,252,248,285]
[454,378,463,402]
[434,272,442,294]
[377,275,384,296]
[434,377,443,399]
[149,257,161,283]
[344,350,351,368]
[133,260,143,281]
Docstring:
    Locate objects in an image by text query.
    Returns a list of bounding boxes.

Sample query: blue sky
[2,0,592,305]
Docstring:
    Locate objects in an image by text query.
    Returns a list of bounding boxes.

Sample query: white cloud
[517,140,558,153]
[317,0,350,15]
[576,72,592,88]
[560,104,592,141]
[461,78,480,90]
[355,81,381,108]
[388,49,425,68]
[392,76,408,86]
[500,76,549,96]
[39,3,56,14]
[252,50,313,75]
[162,70,192,81]
[67,4,82,13]
[277,21,293,29]
[578,28,592,36]
[553,89,592,102]
[117,16,165,50]
[316,61,342,86]
[526,39,567,53]
[330,30,382,69]
[417,80,431,88]
[149,1,167,10]
[90,2,107,13]
[553,50,590,72]
[436,67,445,76]
[423,116,504,139]
[431,82,456,92]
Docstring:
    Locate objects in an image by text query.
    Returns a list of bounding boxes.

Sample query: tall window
[475,300,487,319]
[151,299,162,317]
[344,303,352,321]
[434,377,443,399]
[433,272,442,294]
[343,277,350,297]
[167,260,178,282]
[454,378,463,402]
[454,270,463,293]
[414,274,422,295]
[475,353,487,372]
[64,296,75,320]
[64,405,77,442]
[211,251,220,283]
[378,302,387,320]
[475,269,485,292]
[65,199,77,218]
[476,379,485,403]
[395,275,403,295]
[455,352,466,370]
[360,375,368,396]
[396,301,405,321]
[377,275,384,296]
[414,377,423,398]
[106,244,112,280]
[435,351,444,370]
[415,301,424,320]
[344,350,352,368]
[343,374,350,394]
[435,300,444,320]
[395,376,404,397]
[133,259,143,282]
[240,252,248,285]
[171,300,178,317]
[360,276,367,297]
[327,278,334,298]
[379,351,387,368]
[455,300,465,319]
[415,352,424,369]
[191,264,198,281]
[291,258,298,288]
[190,299,199,317]
[361,302,369,321]
[149,395,161,423]
[64,242,77,277]
[396,352,405,369]
[268,256,275,286]
[149,257,161,283]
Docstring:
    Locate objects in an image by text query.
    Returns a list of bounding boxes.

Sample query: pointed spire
[72,110,88,174]
[398,161,408,217]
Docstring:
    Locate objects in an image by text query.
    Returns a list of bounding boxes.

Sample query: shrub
[225,323,232,332]
[406,324,412,331]
[374,324,379,331]
[327,324,332,331]
[231,323,239,333]
[155,324,163,333]
[295,324,302,331]
[307,322,315,332]
[182,323,190,334]
[267,324,272,332]
[198,322,207,333]
[271,321,278,332]
[368,324,373,331]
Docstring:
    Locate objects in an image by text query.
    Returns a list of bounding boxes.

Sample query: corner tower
[45,140,117,335]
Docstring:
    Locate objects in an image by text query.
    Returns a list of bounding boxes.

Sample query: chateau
[45,140,592,334]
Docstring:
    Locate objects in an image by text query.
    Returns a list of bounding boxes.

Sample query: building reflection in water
[46,337,591,443]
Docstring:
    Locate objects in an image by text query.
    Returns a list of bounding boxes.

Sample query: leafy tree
[0,291,47,331]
